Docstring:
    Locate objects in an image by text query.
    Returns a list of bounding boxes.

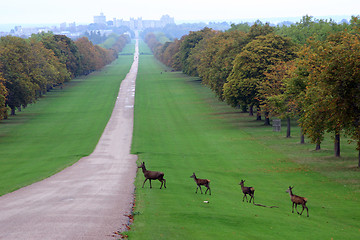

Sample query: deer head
[286,186,294,193]
[138,162,145,168]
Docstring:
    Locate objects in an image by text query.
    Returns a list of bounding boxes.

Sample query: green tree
[223,33,297,124]
[178,27,215,76]
[186,29,217,78]
[198,30,249,101]
[297,31,360,163]
[27,39,70,95]
[0,74,8,120]
[228,23,251,33]
[259,61,298,137]
[247,20,274,39]
[0,36,37,115]
[36,33,82,77]
[276,15,347,45]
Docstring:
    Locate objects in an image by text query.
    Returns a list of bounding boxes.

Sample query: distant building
[11,25,53,37]
[112,14,175,31]
[94,13,106,25]
[60,22,67,31]
[160,15,175,26]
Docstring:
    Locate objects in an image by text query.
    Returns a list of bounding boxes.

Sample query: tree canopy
[0,32,130,116]
[144,15,360,165]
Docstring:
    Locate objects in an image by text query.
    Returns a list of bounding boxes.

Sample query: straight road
[0,40,139,240]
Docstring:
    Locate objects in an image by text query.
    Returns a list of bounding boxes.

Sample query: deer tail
[303,197,308,202]
[250,187,255,192]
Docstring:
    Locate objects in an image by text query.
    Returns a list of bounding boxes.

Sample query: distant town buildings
[92,12,175,31]
[3,13,175,38]
[111,14,175,30]
[8,23,82,39]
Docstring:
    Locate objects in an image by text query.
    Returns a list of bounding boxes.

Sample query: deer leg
[300,204,307,216]
[142,178,148,188]
[299,205,304,215]
[243,194,247,202]
[149,179,152,188]
[205,186,211,195]
[195,186,199,193]
[163,179,166,188]
[199,185,203,194]
[159,179,163,189]
[295,204,301,214]
[305,205,309,217]
[292,202,295,213]
[249,194,254,203]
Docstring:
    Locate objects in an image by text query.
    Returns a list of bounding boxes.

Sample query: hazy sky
[1,0,359,24]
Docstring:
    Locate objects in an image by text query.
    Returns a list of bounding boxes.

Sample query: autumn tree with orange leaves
[297,31,360,163]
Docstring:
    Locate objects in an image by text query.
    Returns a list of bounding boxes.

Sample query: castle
[94,13,175,30]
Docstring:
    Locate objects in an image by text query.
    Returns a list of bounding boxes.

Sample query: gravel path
[0,40,139,240]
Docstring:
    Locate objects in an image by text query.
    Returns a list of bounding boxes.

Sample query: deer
[286,186,309,217]
[239,179,255,203]
[138,162,166,189]
[190,172,211,195]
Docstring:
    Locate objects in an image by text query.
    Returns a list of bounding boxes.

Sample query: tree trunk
[11,107,15,116]
[358,150,360,168]
[256,113,261,121]
[315,143,321,150]
[241,104,248,113]
[286,117,291,138]
[300,134,305,144]
[300,127,305,144]
[264,112,270,126]
[249,105,254,116]
[334,132,340,157]
[256,107,261,120]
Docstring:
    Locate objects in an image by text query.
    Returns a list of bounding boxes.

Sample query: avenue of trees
[145,16,360,166]
[0,33,130,118]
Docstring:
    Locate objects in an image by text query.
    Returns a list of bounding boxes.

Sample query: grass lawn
[128,42,360,239]
[0,42,135,196]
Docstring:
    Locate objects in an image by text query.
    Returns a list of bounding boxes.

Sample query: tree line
[145,15,360,166]
[0,33,130,118]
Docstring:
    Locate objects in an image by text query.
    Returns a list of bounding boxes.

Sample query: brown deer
[190,172,211,195]
[286,186,309,217]
[138,162,166,189]
[239,180,255,203]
